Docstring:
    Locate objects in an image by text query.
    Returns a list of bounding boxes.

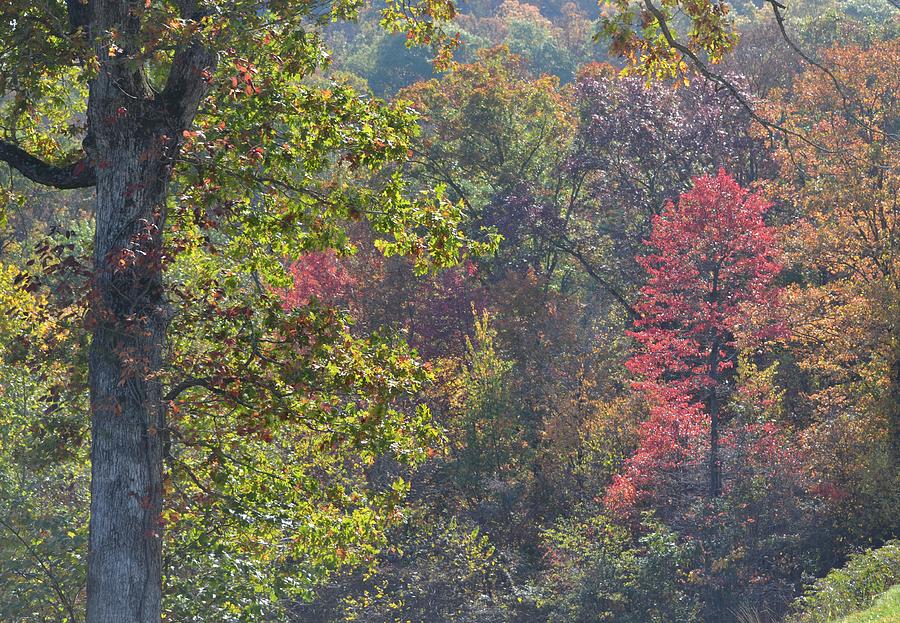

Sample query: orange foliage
[766,39,899,495]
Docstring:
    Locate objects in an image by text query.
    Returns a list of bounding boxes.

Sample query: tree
[768,40,899,463]
[0,253,90,621]
[278,250,357,311]
[401,46,573,237]
[0,2,487,621]
[762,39,899,541]
[540,513,700,623]
[613,169,783,503]
[543,65,770,312]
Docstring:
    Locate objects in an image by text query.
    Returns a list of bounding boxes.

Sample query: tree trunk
[83,4,212,620]
[707,265,723,499]
[85,84,174,623]
[708,383,721,498]
[0,2,211,620]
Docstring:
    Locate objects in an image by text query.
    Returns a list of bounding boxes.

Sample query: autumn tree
[612,169,783,504]
[542,65,770,312]
[400,45,574,267]
[765,39,899,530]
[0,1,491,621]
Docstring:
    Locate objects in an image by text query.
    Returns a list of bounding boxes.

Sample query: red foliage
[626,169,783,396]
[606,394,708,513]
[278,251,356,310]
[608,169,785,512]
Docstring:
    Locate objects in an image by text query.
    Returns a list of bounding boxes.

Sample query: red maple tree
[608,169,784,510]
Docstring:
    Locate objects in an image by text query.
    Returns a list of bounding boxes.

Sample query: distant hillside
[322,0,897,95]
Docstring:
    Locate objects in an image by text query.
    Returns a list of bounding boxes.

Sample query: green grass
[838,585,900,623]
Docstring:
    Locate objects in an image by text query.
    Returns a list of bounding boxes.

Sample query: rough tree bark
[86,3,212,619]
[1,2,213,621]
[84,11,170,621]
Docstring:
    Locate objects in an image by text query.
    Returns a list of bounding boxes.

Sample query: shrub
[540,512,701,623]
[788,540,900,623]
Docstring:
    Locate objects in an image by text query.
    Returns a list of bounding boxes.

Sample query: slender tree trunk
[708,379,721,498]
[707,268,723,499]
[889,333,900,466]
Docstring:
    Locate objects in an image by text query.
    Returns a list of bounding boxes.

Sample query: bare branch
[544,233,640,319]
[164,376,217,402]
[0,515,80,622]
[764,0,897,143]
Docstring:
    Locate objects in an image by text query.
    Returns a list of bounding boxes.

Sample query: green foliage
[794,3,900,49]
[332,514,510,623]
[598,0,738,80]
[504,17,576,81]
[444,308,521,488]
[399,45,572,269]
[540,513,701,623]
[157,242,448,620]
[789,541,900,623]
[0,464,88,623]
[0,253,90,622]
[341,30,437,96]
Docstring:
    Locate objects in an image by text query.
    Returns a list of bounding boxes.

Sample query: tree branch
[641,0,837,155]
[763,0,896,143]
[164,377,215,402]
[160,5,216,130]
[160,40,216,129]
[0,140,95,189]
[544,233,640,319]
[0,515,80,622]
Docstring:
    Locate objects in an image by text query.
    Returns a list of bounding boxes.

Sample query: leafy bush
[788,541,900,623]
[540,513,701,623]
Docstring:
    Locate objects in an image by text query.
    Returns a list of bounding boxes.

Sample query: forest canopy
[0,0,897,622]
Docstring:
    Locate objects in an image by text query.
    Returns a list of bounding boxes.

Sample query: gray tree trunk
[85,112,171,623]
[0,4,210,617]
[83,3,212,621]
[707,342,722,499]
[707,267,723,499]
